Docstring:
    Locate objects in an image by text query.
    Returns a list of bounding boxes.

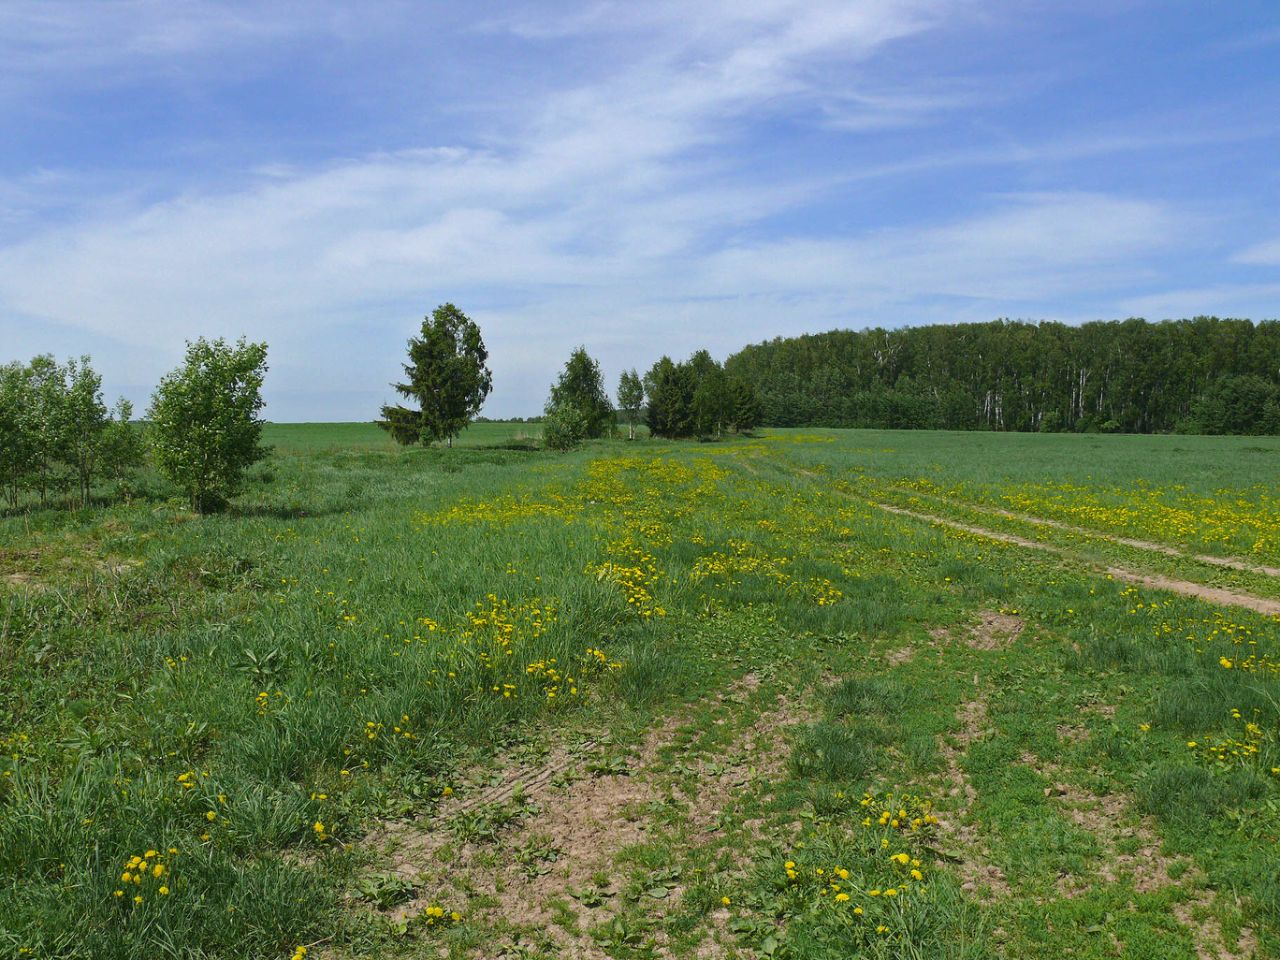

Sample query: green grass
[2,425,1278,959]
[260,420,547,453]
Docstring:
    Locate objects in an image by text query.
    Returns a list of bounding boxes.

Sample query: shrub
[541,403,587,452]
[147,337,269,513]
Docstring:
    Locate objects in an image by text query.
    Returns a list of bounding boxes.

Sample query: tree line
[723,317,1280,434]
[377,304,763,451]
[13,308,1277,516]
[0,357,140,509]
[538,346,762,449]
[2,339,269,513]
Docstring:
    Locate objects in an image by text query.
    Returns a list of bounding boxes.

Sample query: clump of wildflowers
[114,847,179,904]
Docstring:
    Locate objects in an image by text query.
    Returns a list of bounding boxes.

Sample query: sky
[2,1,1278,421]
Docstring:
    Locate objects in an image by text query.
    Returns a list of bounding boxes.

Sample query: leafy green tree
[722,317,1280,435]
[62,356,108,507]
[1039,410,1064,433]
[547,347,613,439]
[1190,375,1280,435]
[0,361,36,508]
[691,364,729,438]
[99,398,144,484]
[1,356,141,509]
[27,355,71,507]
[147,337,269,513]
[616,369,645,440]
[379,303,493,448]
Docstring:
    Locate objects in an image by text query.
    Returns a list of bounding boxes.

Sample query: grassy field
[2,425,1278,959]
[260,421,547,453]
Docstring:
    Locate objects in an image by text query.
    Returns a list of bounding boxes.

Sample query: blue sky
[2,1,1278,420]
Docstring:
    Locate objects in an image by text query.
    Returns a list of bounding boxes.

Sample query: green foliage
[725,316,1280,434]
[1138,764,1260,824]
[617,369,645,440]
[541,402,588,451]
[27,354,71,505]
[691,363,729,438]
[646,351,756,440]
[1189,375,1280,435]
[1039,410,1064,433]
[790,721,873,782]
[645,356,693,439]
[547,347,614,439]
[828,676,907,717]
[727,376,762,433]
[147,337,269,513]
[379,303,493,448]
[0,360,37,507]
[98,399,145,485]
[62,357,109,507]
[0,354,136,508]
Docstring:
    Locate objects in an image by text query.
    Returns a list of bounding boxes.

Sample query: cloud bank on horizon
[2,0,1278,420]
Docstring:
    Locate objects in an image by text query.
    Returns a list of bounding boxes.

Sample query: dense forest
[723,317,1280,434]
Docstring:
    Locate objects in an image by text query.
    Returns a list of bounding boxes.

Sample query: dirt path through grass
[362,673,806,958]
[890,485,1280,579]
[867,500,1280,617]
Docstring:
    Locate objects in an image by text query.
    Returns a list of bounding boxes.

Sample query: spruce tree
[379,303,493,448]
[691,365,729,438]
[646,357,694,439]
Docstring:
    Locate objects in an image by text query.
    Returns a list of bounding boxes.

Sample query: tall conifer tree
[380,303,493,448]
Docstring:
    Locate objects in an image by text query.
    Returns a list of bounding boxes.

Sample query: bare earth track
[870,501,1280,617]
[891,485,1280,579]
[365,675,805,958]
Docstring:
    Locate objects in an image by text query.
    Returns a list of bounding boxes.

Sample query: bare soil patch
[927,610,1024,652]
[367,674,800,957]
[966,610,1024,651]
[683,686,805,838]
[1173,890,1259,960]
[1018,750,1242,944]
[1055,723,1089,744]
[885,645,915,665]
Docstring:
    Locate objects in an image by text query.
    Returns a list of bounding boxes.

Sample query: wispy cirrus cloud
[1234,238,1280,266]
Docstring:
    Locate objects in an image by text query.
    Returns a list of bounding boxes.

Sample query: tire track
[889,485,1280,579]
[869,500,1280,617]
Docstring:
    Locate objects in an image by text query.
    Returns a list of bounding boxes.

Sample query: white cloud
[699,193,1177,302]
[1234,237,1280,266]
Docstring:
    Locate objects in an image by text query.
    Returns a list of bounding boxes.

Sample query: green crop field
[3,425,1278,959]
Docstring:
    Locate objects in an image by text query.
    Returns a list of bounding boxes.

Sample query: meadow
[1,424,1278,959]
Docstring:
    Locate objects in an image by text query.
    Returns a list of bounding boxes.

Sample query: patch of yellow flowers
[1188,708,1278,774]
[114,847,178,904]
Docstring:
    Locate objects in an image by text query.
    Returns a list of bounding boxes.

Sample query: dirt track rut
[871,500,1280,617]
[892,486,1280,579]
